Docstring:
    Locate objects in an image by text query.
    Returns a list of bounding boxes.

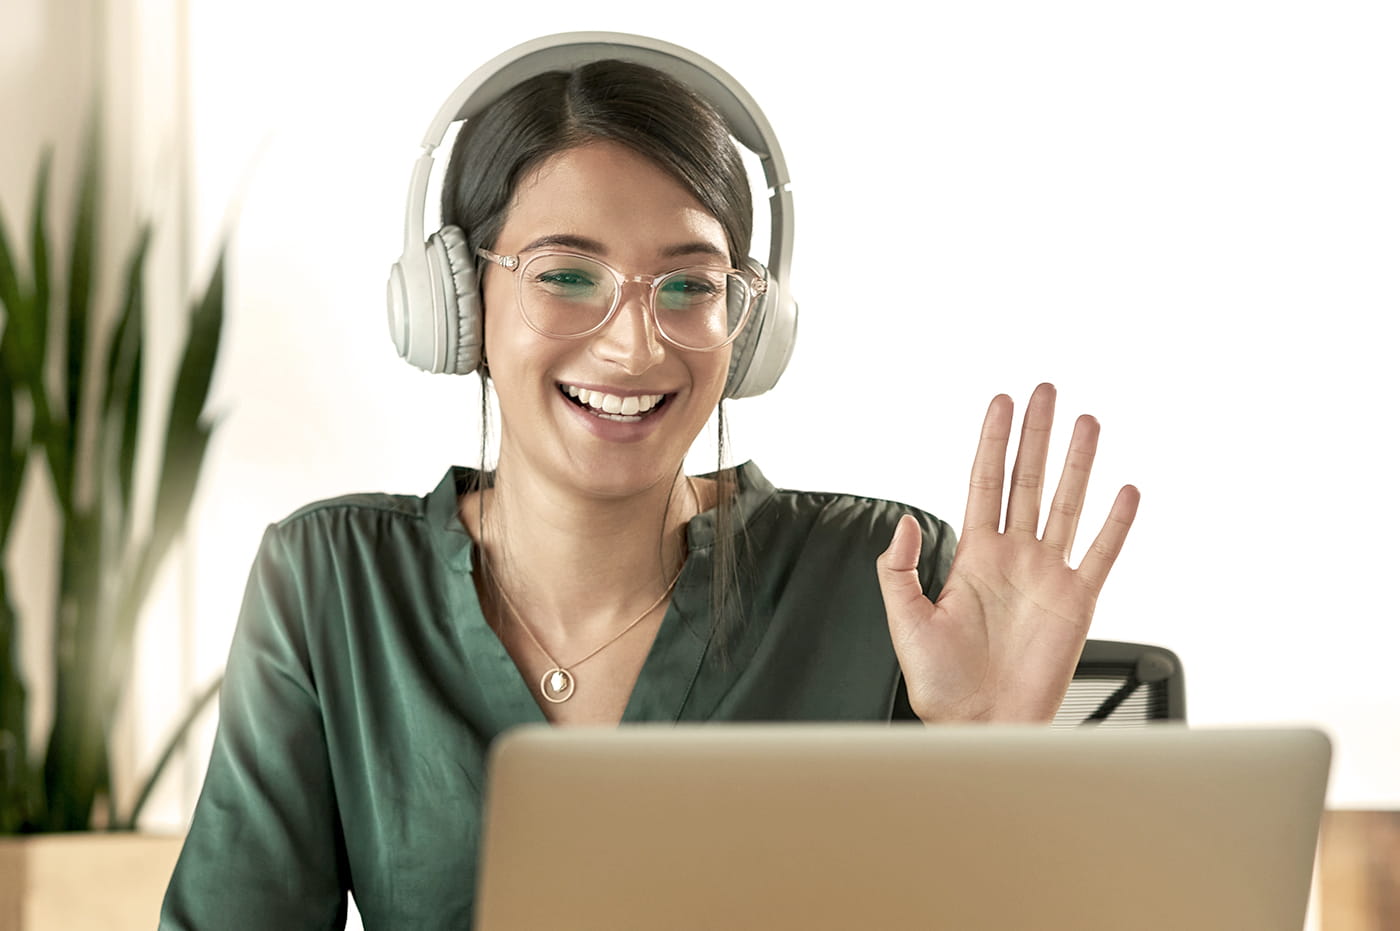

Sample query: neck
[467,458,698,645]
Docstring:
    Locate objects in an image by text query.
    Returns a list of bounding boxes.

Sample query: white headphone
[386,31,798,400]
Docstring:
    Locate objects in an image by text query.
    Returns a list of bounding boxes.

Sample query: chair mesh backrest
[1052,640,1186,728]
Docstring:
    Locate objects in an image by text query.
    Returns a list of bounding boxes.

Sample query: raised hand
[877,383,1140,723]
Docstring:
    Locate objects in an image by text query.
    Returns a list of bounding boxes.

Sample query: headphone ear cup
[724,258,796,399]
[724,266,765,396]
[428,226,484,375]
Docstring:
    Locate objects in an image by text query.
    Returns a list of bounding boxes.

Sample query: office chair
[1053,639,1186,727]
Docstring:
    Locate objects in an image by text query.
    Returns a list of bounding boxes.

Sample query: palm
[878,384,1140,723]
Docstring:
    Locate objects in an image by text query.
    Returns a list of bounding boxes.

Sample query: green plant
[0,125,226,832]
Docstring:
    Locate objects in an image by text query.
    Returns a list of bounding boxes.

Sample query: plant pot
[0,833,183,931]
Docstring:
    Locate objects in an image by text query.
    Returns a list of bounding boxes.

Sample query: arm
[160,525,350,930]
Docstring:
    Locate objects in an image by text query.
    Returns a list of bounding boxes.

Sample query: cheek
[480,281,540,383]
[479,279,510,357]
[691,348,732,402]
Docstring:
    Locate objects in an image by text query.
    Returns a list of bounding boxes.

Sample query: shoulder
[252,467,472,572]
[769,484,943,532]
[726,462,956,586]
[735,462,952,545]
[275,488,429,530]
[269,467,466,531]
[231,468,473,647]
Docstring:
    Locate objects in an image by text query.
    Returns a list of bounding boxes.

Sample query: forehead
[497,141,728,259]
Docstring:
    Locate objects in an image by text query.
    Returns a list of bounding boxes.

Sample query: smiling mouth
[559,384,671,423]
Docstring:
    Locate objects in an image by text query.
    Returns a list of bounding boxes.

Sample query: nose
[591,283,666,375]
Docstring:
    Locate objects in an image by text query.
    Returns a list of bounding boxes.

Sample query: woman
[160,44,1138,930]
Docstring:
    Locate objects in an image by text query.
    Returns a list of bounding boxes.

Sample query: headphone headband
[423,33,789,181]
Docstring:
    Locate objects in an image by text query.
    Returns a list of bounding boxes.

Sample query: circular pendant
[541,667,575,703]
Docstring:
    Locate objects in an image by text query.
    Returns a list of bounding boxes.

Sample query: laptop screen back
[475,724,1330,931]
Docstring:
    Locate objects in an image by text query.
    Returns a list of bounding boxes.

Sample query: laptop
[474,724,1330,930]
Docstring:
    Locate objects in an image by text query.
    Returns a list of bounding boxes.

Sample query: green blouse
[159,462,955,930]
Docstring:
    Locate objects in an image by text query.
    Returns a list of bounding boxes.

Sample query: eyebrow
[518,234,729,262]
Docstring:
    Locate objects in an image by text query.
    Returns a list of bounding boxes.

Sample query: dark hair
[441,59,752,267]
[443,59,752,653]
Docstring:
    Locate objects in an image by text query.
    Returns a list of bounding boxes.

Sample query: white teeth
[561,384,664,418]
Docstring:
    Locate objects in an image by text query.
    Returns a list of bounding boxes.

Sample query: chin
[556,444,692,502]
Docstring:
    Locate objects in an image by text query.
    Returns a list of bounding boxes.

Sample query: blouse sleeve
[159,524,350,930]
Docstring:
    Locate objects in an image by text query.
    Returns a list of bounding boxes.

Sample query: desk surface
[1319,810,1400,931]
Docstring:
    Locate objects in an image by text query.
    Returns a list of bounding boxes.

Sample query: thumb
[877,514,927,621]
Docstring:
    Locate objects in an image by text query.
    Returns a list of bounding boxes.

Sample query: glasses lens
[653,268,753,350]
[519,254,618,337]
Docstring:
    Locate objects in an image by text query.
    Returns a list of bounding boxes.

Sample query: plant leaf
[150,422,212,599]
[28,151,51,371]
[0,157,45,388]
[66,116,101,450]
[0,200,23,331]
[0,573,31,832]
[102,416,214,719]
[0,221,29,547]
[28,155,68,505]
[43,506,107,830]
[0,182,31,552]
[0,392,17,547]
[2,153,69,513]
[117,328,143,531]
[31,151,72,512]
[102,226,150,524]
[100,412,212,724]
[151,249,224,563]
[100,247,225,812]
[0,352,20,545]
[0,173,47,498]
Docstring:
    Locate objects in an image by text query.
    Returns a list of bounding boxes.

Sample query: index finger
[963,394,1013,535]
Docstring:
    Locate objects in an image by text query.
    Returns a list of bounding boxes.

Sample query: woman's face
[481,140,734,501]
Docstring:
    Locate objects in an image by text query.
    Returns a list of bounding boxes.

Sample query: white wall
[145,0,1399,833]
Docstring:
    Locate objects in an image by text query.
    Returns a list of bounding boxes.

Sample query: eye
[658,272,725,309]
[535,269,597,289]
[529,266,610,306]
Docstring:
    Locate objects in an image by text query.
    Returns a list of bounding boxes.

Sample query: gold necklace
[483,476,698,704]
[491,565,682,703]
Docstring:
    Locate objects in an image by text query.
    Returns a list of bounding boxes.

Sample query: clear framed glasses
[478,248,766,352]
